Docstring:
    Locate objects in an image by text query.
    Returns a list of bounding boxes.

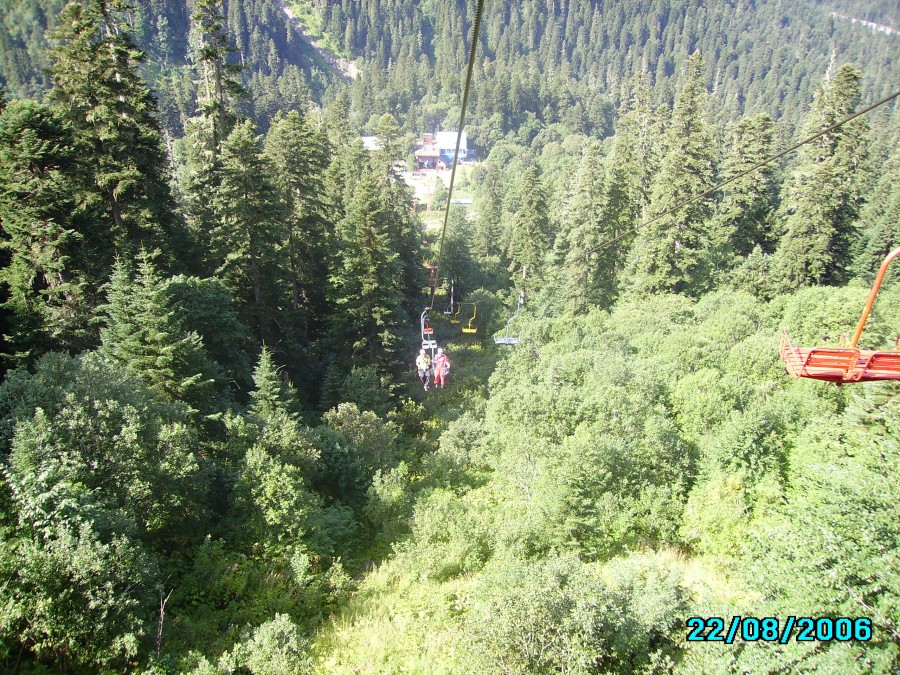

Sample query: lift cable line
[585,88,900,256]
[428,0,486,311]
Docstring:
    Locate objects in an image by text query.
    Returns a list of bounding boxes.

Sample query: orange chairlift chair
[780,247,900,384]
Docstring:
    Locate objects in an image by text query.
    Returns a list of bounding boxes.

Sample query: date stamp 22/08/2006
[686,616,873,644]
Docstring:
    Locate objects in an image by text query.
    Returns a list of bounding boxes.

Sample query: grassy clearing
[311,546,748,673]
[311,564,475,674]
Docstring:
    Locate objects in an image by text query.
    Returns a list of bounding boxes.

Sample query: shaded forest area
[3,0,899,141]
[0,0,899,672]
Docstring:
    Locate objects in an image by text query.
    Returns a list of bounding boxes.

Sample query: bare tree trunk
[156,589,173,659]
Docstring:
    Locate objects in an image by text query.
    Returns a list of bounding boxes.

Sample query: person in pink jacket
[433,348,450,388]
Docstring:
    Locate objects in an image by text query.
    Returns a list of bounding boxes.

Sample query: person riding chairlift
[416,349,432,390]
[433,348,450,389]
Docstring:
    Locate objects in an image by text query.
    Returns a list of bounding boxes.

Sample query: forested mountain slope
[328,0,899,141]
[0,0,337,134]
[2,0,898,141]
[314,289,900,673]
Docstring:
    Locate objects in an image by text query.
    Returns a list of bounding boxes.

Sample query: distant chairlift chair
[780,247,900,383]
[495,293,523,346]
[444,282,457,320]
[421,309,437,351]
[461,303,478,334]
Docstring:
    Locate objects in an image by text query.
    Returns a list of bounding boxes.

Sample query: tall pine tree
[48,0,186,271]
[0,100,90,359]
[708,113,777,276]
[559,143,606,313]
[852,146,900,284]
[329,168,405,368]
[99,250,222,415]
[624,52,715,296]
[264,111,331,324]
[774,64,869,289]
[507,166,552,295]
[190,0,245,151]
[212,121,286,343]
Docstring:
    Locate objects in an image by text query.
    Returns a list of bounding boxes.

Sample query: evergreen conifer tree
[442,205,475,296]
[250,345,298,421]
[472,167,503,259]
[99,251,221,414]
[212,120,286,343]
[178,114,221,261]
[264,111,331,324]
[191,0,246,150]
[852,147,899,284]
[330,168,405,367]
[624,52,715,296]
[559,144,605,313]
[368,115,423,315]
[507,166,552,294]
[708,113,777,276]
[774,64,869,288]
[0,100,91,358]
[609,75,660,215]
[48,0,186,270]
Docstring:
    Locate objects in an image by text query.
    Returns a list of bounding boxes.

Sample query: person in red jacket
[433,348,450,388]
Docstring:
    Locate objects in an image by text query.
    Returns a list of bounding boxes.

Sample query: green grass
[311,564,475,674]
[310,546,751,673]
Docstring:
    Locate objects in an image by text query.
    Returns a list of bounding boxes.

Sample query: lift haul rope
[587,88,900,256]
[429,0,486,311]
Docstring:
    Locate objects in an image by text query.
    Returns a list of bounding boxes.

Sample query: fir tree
[330,168,405,368]
[0,100,91,359]
[48,0,186,270]
[190,0,245,150]
[99,251,221,414]
[369,116,423,316]
[250,345,298,421]
[507,166,552,294]
[473,166,504,259]
[624,52,715,296]
[442,205,475,296]
[774,64,870,289]
[559,144,606,313]
[212,120,286,343]
[852,146,900,284]
[264,111,331,322]
[708,113,777,277]
[608,75,659,216]
[178,114,221,261]
[372,113,408,179]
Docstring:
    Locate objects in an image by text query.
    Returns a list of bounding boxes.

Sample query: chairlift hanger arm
[850,247,900,348]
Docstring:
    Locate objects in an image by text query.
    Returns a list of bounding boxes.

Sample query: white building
[435,131,469,163]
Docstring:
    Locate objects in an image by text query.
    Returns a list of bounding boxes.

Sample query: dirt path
[277,0,359,80]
